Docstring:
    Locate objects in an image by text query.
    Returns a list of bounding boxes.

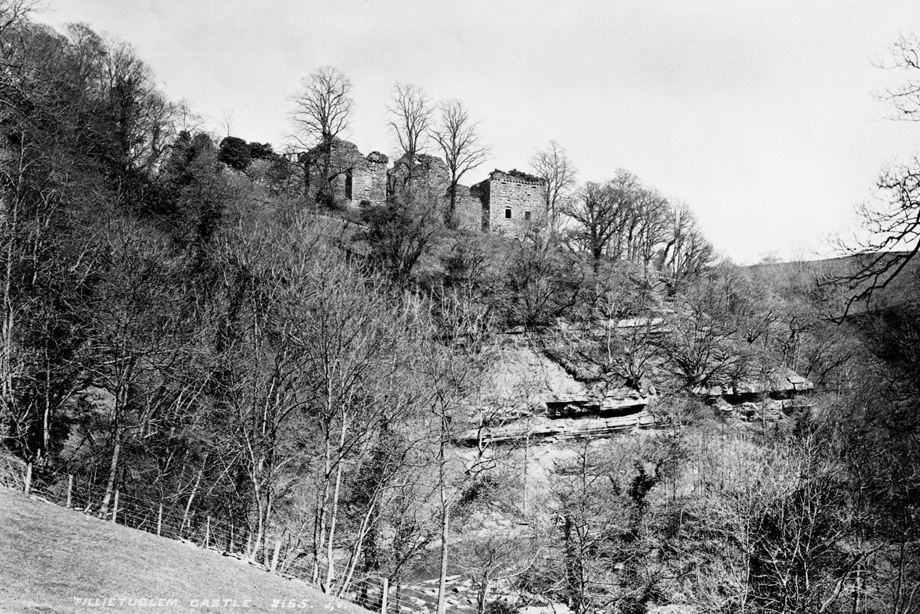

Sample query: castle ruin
[473,169,546,238]
[301,138,388,206]
[300,139,546,238]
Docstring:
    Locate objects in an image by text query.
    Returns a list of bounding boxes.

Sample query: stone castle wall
[388,154,450,204]
[302,142,545,239]
[351,153,388,205]
[484,171,546,238]
[304,140,387,207]
[455,185,485,232]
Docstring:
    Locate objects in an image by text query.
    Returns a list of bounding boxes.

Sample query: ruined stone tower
[474,169,546,238]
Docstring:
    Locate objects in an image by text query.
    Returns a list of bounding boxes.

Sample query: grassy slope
[0,488,368,614]
[746,252,920,311]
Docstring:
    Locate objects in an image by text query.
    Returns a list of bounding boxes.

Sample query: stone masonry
[387,153,450,202]
[299,139,545,239]
[475,170,546,238]
[455,185,486,232]
[302,138,388,207]
[353,150,388,204]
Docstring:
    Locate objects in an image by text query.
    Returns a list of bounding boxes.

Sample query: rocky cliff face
[458,338,654,446]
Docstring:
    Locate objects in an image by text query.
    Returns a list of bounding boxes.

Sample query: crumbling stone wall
[388,153,450,203]
[351,151,388,205]
[300,142,544,239]
[454,185,485,231]
[303,139,387,207]
[479,170,546,238]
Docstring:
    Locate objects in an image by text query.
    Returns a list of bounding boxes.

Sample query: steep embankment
[0,488,367,614]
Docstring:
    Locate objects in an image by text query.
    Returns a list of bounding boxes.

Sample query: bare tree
[578,278,660,389]
[625,188,671,271]
[432,99,489,227]
[291,66,354,204]
[388,83,434,198]
[657,271,746,390]
[550,438,679,614]
[831,35,920,314]
[878,34,920,121]
[419,289,493,614]
[505,234,585,328]
[209,213,318,564]
[78,216,196,516]
[356,191,443,283]
[565,173,637,270]
[746,440,861,613]
[93,36,180,181]
[658,201,715,290]
[291,66,353,148]
[530,141,577,221]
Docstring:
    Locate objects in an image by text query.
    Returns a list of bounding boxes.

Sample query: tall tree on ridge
[388,83,433,200]
[530,141,577,223]
[431,99,489,228]
[291,66,354,202]
[292,66,354,147]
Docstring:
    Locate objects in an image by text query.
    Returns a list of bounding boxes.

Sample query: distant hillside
[0,488,367,614]
[745,251,920,313]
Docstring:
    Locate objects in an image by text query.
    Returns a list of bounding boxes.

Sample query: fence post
[228,523,234,554]
[380,577,388,614]
[246,533,253,561]
[157,504,163,536]
[111,489,119,523]
[270,540,282,574]
[24,462,31,495]
[66,475,73,508]
[205,516,210,549]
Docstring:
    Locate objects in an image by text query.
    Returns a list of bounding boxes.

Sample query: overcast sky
[37,1,920,263]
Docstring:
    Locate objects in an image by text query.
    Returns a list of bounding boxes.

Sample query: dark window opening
[524,210,532,220]
[344,171,353,200]
[504,208,512,219]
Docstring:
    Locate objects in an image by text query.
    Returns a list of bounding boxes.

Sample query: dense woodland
[1,4,919,613]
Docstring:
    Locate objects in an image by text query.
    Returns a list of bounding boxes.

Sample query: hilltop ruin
[300,139,546,238]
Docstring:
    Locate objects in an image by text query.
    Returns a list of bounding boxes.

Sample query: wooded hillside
[1,4,919,613]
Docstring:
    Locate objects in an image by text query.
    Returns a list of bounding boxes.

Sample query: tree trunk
[436,428,450,614]
[338,489,381,597]
[262,486,274,565]
[0,185,16,441]
[324,414,349,590]
[41,356,51,465]
[99,431,121,515]
[476,577,490,614]
[436,498,450,614]
[250,489,264,563]
[310,428,332,584]
[181,455,207,536]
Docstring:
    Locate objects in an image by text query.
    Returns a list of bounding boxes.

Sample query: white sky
[38,0,920,263]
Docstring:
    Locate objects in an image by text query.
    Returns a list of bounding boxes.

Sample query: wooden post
[205,516,211,549]
[157,504,163,536]
[228,523,234,554]
[246,533,253,561]
[24,462,31,495]
[380,577,389,614]
[66,475,73,508]
[111,489,119,523]
[270,540,282,574]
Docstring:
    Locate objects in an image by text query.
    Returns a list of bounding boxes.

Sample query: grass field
[0,487,369,614]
